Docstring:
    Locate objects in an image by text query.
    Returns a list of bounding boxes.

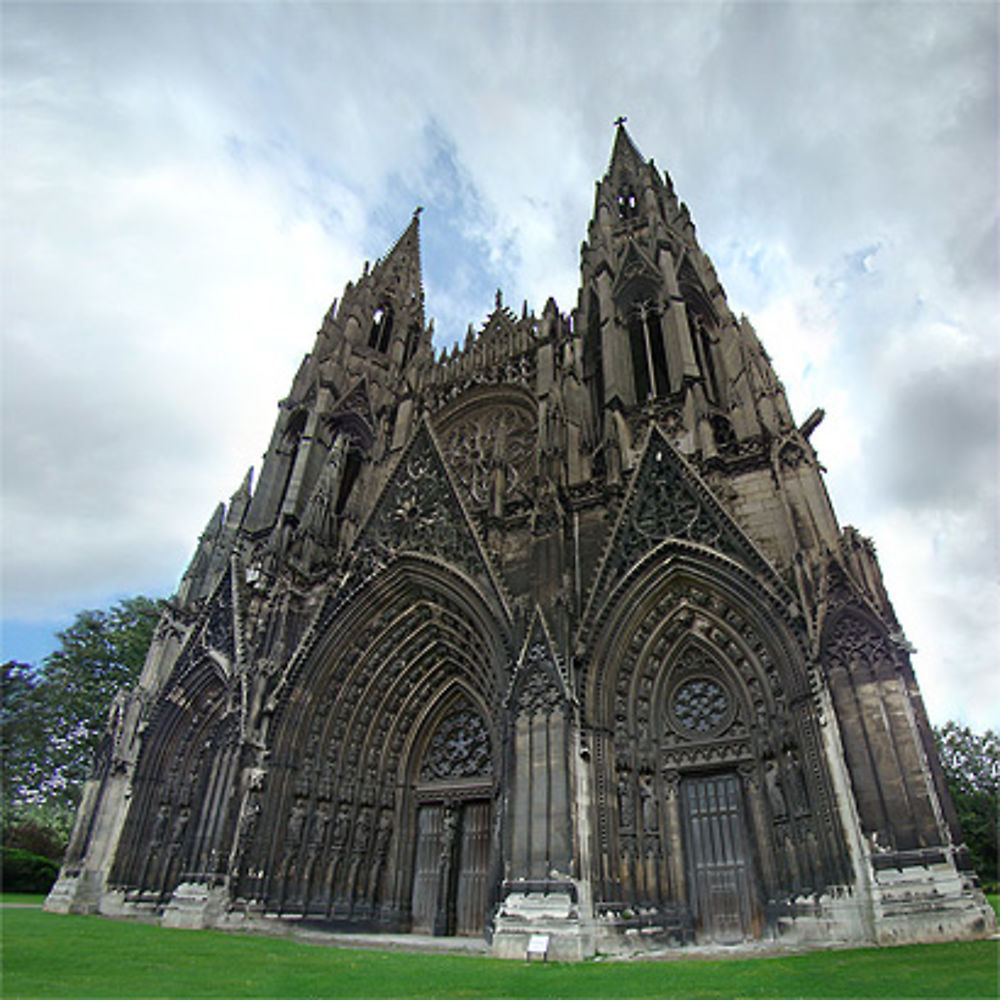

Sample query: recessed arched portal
[250,556,510,935]
[406,688,496,936]
[583,543,850,944]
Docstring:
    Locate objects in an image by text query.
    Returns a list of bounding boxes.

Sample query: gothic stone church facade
[48,125,994,957]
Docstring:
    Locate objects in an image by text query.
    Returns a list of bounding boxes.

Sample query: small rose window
[671,678,730,735]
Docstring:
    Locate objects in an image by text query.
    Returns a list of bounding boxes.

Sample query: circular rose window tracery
[668,677,734,737]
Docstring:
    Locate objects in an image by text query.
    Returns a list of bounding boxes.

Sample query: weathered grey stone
[46,123,995,958]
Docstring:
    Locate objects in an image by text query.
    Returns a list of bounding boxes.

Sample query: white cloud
[1,2,996,729]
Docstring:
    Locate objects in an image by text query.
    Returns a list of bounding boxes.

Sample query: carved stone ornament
[515,642,563,717]
[442,405,535,509]
[420,700,493,781]
[365,426,482,582]
[827,614,894,672]
[665,647,737,739]
[672,678,729,734]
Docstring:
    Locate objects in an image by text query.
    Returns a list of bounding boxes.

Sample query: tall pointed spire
[373,207,424,305]
[607,116,646,179]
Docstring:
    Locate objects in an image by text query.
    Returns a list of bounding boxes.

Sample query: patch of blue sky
[712,239,787,315]
[223,119,514,351]
[371,120,515,351]
[851,243,881,275]
[2,619,67,669]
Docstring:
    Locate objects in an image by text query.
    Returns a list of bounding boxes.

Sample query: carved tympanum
[421,701,493,781]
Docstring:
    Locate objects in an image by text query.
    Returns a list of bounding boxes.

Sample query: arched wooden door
[411,796,491,936]
[409,695,495,937]
[680,772,761,944]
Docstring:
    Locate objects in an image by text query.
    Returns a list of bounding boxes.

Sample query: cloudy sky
[2,2,997,729]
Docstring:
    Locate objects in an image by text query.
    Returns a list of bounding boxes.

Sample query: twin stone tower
[48,124,994,957]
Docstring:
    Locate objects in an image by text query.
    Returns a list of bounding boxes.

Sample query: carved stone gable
[612,238,661,300]
[589,428,775,616]
[203,566,235,661]
[515,641,564,717]
[331,378,376,430]
[360,423,491,589]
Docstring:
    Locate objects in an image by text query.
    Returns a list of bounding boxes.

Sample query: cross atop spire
[606,116,645,179]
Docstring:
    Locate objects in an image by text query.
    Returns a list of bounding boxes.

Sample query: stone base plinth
[161,881,229,930]
[870,861,997,945]
[491,888,595,961]
[44,869,102,915]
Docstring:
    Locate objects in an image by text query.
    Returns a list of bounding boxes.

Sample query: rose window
[672,679,730,734]
[421,704,493,781]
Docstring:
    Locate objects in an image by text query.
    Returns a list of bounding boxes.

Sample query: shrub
[3,819,66,861]
[2,846,60,893]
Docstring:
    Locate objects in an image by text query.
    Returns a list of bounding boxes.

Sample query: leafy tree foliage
[934,722,999,891]
[1,662,52,828]
[1,596,165,844]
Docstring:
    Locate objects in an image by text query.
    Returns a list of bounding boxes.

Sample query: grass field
[2,903,997,1000]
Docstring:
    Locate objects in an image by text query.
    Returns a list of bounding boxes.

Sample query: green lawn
[1,907,997,1000]
[1,893,47,905]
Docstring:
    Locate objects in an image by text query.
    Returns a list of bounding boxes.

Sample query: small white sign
[526,933,551,963]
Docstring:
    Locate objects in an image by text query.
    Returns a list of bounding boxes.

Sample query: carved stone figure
[765,760,788,821]
[639,772,658,833]
[617,772,635,829]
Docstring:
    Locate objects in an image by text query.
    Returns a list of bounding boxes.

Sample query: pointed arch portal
[243,557,508,935]
[408,692,495,936]
[584,551,849,943]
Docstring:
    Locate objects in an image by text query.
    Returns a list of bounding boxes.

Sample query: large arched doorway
[244,557,510,933]
[584,550,851,945]
[408,693,496,937]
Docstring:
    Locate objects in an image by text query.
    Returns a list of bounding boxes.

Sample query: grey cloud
[874,360,998,512]
[2,2,997,724]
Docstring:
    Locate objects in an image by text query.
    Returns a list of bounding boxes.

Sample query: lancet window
[627,299,670,402]
[584,289,605,418]
[402,321,421,366]
[692,314,720,404]
[334,449,362,516]
[368,304,394,353]
[617,184,638,220]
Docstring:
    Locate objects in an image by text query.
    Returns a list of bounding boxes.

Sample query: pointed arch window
[402,321,421,366]
[334,447,363,516]
[627,300,670,402]
[585,289,605,414]
[617,184,638,220]
[368,304,394,353]
[692,314,720,404]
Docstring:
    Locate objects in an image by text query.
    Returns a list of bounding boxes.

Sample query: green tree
[1,662,50,826]
[934,722,999,891]
[1,596,165,842]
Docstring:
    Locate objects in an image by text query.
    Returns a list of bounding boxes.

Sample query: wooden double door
[411,799,491,936]
[681,773,762,943]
